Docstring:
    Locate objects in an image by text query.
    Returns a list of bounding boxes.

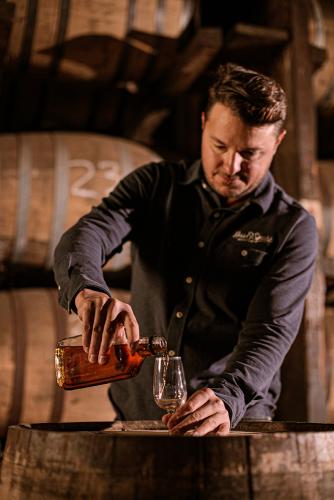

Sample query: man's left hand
[162,388,230,436]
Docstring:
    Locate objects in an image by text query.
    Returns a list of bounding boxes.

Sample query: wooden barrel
[325,307,334,422]
[0,287,131,439]
[0,132,161,271]
[319,160,334,277]
[6,0,195,76]
[0,1,196,132]
[311,0,334,157]
[1,420,334,499]
[312,0,334,108]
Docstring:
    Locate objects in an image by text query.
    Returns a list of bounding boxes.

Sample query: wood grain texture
[268,0,327,423]
[5,0,195,72]
[0,132,161,271]
[319,161,334,277]
[325,307,334,421]
[1,421,334,500]
[0,1,15,63]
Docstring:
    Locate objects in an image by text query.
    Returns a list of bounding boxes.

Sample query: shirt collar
[250,171,276,214]
[180,159,276,214]
[179,159,202,185]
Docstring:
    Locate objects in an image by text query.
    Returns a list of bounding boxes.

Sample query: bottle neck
[137,336,167,356]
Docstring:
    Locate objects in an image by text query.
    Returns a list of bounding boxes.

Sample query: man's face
[201,103,286,203]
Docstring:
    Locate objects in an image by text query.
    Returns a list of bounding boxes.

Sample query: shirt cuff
[211,384,246,428]
[58,270,111,313]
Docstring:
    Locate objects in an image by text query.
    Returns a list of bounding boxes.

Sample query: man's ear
[273,129,286,154]
[276,129,287,147]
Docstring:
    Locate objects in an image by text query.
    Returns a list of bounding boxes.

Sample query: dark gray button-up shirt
[54,160,317,427]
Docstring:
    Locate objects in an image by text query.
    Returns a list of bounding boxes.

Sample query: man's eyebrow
[211,136,262,152]
[211,136,226,145]
[240,146,262,152]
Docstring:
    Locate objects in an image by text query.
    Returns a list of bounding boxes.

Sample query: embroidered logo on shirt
[232,230,273,244]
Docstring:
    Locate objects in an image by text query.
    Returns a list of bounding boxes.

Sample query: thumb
[162,413,173,425]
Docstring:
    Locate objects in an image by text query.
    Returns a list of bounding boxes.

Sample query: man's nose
[223,151,242,176]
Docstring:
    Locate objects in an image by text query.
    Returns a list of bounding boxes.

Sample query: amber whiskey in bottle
[55,335,167,390]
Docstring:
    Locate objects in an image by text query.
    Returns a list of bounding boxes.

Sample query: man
[54,64,317,436]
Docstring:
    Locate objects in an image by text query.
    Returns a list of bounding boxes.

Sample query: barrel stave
[2,422,334,499]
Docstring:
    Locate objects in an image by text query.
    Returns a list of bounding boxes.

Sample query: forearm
[208,215,317,427]
[54,206,132,311]
[54,162,160,312]
[210,309,305,427]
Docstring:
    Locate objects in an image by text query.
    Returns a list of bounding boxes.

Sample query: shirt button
[168,350,176,357]
[198,241,205,248]
[213,212,221,219]
[176,311,184,319]
[241,249,248,257]
[185,276,193,284]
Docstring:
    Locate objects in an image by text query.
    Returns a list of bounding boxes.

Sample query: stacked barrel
[0,133,161,439]
[0,0,198,441]
[320,160,334,423]
[0,0,195,132]
[312,0,334,424]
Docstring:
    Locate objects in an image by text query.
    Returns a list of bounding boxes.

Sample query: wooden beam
[161,27,223,96]
[225,22,289,52]
[270,0,327,422]
[129,28,222,143]
[0,1,15,64]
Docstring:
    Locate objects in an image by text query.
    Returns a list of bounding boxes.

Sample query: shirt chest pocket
[237,247,269,267]
[218,244,270,270]
[206,243,271,312]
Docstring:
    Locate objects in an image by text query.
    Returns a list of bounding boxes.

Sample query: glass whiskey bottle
[55,334,167,390]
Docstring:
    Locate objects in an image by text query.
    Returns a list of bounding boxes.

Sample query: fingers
[190,411,230,436]
[89,301,109,363]
[167,387,212,428]
[167,388,230,436]
[76,290,110,359]
[99,320,126,364]
[81,301,95,353]
[75,289,139,364]
[97,301,139,361]
[162,413,173,426]
[107,301,140,346]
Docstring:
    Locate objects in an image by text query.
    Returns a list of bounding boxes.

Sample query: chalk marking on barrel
[68,159,122,199]
[97,160,122,196]
[68,159,98,199]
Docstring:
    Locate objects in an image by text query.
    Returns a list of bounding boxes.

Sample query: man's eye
[214,144,227,151]
[241,151,255,159]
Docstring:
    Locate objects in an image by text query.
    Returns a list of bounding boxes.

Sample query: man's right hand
[74,288,139,365]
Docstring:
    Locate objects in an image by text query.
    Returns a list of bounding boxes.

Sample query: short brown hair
[206,63,287,133]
